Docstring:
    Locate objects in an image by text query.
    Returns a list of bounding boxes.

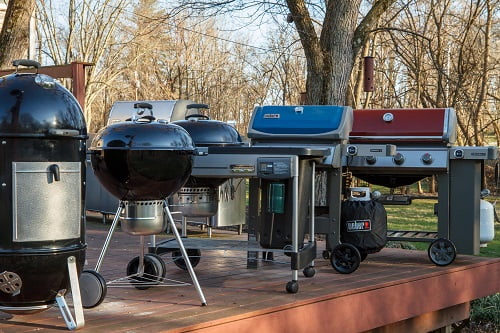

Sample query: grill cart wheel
[331,243,361,274]
[286,280,299,293]
[302,266,315,278]
[428,238,456,266]
[126,254,166,289]
[172,248,201,270]
[80,270,107,309]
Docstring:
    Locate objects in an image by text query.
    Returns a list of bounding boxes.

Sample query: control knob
[393,152,405,165]
[365,156,377,165]
[421,152,433,165]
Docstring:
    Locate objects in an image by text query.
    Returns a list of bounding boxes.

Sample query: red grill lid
[350,108,457,144]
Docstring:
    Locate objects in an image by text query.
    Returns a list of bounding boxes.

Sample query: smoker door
[12,161,81,242]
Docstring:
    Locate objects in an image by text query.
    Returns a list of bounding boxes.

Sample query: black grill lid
[0,60,86,137]
[173,114,243,147]
[90,120,195,151]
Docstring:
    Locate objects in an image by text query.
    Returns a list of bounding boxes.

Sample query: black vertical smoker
[0,60,87,329]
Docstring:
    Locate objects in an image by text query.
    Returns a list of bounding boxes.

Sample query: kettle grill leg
[163,201,207,306]
[94,202,124,273]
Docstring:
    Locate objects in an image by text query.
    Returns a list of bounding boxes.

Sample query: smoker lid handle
[12,59,41,73]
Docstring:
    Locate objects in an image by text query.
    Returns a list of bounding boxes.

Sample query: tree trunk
[0,0,36,68]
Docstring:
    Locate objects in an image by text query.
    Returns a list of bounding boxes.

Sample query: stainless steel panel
[12,162,81,242]
[345,147,449,172]
[211,178,246,227]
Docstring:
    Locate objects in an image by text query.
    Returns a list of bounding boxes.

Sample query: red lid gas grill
[346,108,498,263]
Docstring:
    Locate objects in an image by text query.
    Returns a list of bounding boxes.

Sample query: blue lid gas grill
[153,105,394,293]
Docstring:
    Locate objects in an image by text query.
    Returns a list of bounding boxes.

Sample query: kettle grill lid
[173,115,243,146]
[90,120,195,151]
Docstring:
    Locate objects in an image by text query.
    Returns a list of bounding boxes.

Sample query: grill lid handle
[185,114,210,121]
[187,103,209,110]
[12,59,40,73]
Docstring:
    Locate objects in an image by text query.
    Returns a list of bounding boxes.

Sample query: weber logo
[346,219,371,232]
[263,114,280,119]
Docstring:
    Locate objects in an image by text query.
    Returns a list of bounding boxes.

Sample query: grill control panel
[257,157,295,179]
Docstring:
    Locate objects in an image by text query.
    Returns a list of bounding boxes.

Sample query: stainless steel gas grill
[346,108,498,264]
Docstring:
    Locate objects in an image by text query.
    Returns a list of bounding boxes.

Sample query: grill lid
[247,105,352,142]
[0,59,86,137]
[173,114,243,147]
[90,119,195,151]
[350,108,457,144]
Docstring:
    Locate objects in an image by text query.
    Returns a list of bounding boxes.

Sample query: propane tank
[479,189,495,247]
[480,199,495,246]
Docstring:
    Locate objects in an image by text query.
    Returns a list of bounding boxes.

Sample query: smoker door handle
[49,164,60,182]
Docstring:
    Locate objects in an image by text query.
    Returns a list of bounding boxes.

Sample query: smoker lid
[90,119,195,151]
[0,62,86,137]
[350,108,457,144]
[247,105,353,141]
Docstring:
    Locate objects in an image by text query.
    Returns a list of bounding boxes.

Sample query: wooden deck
[1,217,498,333]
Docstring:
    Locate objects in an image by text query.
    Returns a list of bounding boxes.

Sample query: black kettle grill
[88,103,207,305]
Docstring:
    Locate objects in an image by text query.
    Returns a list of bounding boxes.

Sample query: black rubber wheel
[126,254,166,290]
[286,280,299,293]
[322,250,330,260]
[79,270,107,309]
[303,266,315,278]
[172,248,201,270]
[428,238,456,266]
[330,243,361,274]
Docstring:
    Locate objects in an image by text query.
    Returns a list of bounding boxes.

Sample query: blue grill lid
[247,105,352,141]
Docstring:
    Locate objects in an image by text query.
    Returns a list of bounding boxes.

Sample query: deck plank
[0,219,498,333]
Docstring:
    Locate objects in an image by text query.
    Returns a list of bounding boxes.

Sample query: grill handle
[12,59,41,73]
[49,164,60,182]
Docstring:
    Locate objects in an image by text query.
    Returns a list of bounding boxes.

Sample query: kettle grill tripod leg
[95,202,124,273]
[163,201,207,306]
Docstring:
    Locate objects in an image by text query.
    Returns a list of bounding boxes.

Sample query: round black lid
[0,64,86,137]
[173,115,243,146]
[90,119,195,151]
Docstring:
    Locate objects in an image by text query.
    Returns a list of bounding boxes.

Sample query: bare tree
[0,0,36,67]
[171,0,396,105]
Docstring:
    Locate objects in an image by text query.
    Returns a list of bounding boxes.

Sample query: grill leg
[56,256,85,330]
[163,201,207,306]
[95,202,124,273]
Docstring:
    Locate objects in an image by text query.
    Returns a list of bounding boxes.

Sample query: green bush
[470,293,500,329]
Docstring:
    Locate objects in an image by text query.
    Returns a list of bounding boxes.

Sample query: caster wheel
[303,266,315,278]
[322,250,330,260]
[286,280,299,293]
[359,249,368,262]
[331,243,361,274]
[172,248,201,270]
[79,270,107,308]
[126,253,166,290]
[428,238,456,266]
